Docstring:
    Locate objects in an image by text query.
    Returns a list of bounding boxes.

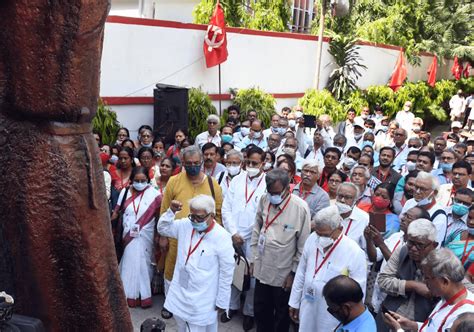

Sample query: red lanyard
[207,165,217,177]
[419,288,467,331]
[245,175,264,204]
[378,168,390,183]
[264,195,291,233]
[392,239,402,254]
[447,188,456,207]
[344,219,353,235]
[313,235,343,278]
[437,299,474,332]
[159,183,164,196]
[298,187,311,201]
[132,189,146,219]
[185,222,215,265]
[461,236,474,265]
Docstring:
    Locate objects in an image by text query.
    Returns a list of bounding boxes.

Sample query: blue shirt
[336,308,376,332]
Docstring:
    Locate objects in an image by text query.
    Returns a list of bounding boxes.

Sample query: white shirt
[449,95,466,117]
[342,206,369,249]
[216,170,241,198]
[396,110,415,133]
[304,148,325,171]
[288,233,367,331]
[391,144,409,171]
[222,171,266,239]
[416,290,474,332]
[158,209,235,326]
[195,131,221,149]
[402,199,448,245]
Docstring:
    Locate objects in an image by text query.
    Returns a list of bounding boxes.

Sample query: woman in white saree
[114,166,162,308]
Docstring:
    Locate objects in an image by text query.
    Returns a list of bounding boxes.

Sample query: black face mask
[404,187,413,200]
[327,305,350,325]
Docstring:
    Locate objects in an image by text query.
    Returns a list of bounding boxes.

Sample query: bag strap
[304,148,311,159]
[218,172,226,185]
[119,187,129,212]
[207,175,216,200]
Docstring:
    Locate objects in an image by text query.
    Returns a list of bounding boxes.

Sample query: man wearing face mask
[221,147,267,330]
[400,150,419,176]
[159,146,224,306]
[437,161,472,207]
[335,182,369,248]
[233,120,251,145]
[346,118,366,148]
[391,128,409,172]
[433,136,448,169]
[195,114,222,149]
[288,206,367,331]
[443,188,473,246]
[250,168,311,332]
[396,101,415,133]
[266,133,282,155]
[158,195,234,332]
[323,276,375,331]
[332,134,347,153]
[433,149,458,185]
[263,114,281,139]
[216,149,243,197]
[410,117,424,138]
[237,119,267,150]
[281,137,304,171]
[401,172,448,246]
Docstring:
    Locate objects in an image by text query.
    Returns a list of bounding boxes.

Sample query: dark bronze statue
[0,1,133,330]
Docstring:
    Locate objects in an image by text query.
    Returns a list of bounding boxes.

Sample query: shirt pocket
[198,253,217,271]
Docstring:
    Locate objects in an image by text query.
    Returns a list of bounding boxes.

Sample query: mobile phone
[381,305,390,315]
[303,115,316,128]
[369,213,386,233]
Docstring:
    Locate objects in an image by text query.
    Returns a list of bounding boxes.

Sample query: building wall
[100,16,453,138]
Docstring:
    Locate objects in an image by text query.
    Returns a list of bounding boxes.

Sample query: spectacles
[208,121,218,125]
[184,162,202,167]
[189,213,210,222]
[246,160,261,167]
[408,145,420,148]
[407,239,432,250]
[302,169,318,175]
[414,185,431,193]
[336,194,354,202]
[226,162,241,167]
[452,198,472,207]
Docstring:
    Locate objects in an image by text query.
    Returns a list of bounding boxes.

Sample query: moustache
[205,158,213,163]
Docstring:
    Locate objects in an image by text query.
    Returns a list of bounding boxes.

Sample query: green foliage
[193,0,291,32]
[394,82,432,117]
[326,35,367,101]
[188,87,217,139]
[365,85,398,118]
[234,88,276,127]
[432,80,457,106]
[92,99,121,146]
[344,90,367,114]
[456,77,474,94]
[298,89,345,123]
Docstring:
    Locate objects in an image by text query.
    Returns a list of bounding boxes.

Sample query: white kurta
[341,206,369,249]
[157,209,235,326]
[417,290,474,332]
[289,233,367,332]
[222,172,266,239]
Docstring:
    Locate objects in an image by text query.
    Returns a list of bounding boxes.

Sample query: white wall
[100,17,453,135]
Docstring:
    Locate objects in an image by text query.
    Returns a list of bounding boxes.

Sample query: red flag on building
[451,56,462,80]
[203,1,228,68]
[427,56,437,87]
[389,49,407,91]
[463,63,471,78]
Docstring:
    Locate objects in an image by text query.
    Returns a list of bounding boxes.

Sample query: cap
[451,121,462,129]
[353,117,365,128]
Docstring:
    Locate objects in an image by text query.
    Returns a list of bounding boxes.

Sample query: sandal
[161,308,173,319]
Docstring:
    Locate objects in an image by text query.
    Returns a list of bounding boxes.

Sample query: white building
[110,0,199,22]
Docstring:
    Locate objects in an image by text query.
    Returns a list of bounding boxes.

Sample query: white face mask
[247,167,261,178]
[319,236,334,248]
[288,120,296,128]
[406,161,417,171]
[263,162,273,171]
[447,141,455,149]
[227,165,241,176]
[240,127,250,136]
[253,131,262,139]
[336,201,352,215]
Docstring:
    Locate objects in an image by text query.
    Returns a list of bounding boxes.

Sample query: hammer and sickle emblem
[205,24,225,52]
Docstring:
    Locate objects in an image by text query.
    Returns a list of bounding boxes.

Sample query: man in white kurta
[288,206,367,331]
[221,147,267,325]
[158,196,235,332]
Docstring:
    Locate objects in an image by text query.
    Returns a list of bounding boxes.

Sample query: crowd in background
[94,89,474,332]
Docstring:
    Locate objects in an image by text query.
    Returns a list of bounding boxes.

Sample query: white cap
[451,121,462,129]
[353,117,365,128]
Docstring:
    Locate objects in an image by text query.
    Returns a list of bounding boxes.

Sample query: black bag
[233,246,251,292]
[111,187,129,262]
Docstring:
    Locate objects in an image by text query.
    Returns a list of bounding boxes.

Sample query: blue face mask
[362,140,374,147]
[191,221,209,232]
[469,227,474,236]
[268,194,283,205]
[185,165,201,176]
[221,134,233,143]
[277,127,287,136]
[440,163,453,172]
[109,155,118,164]
[133,182,148,192]
[452,203,469,216]
[141,143,152,148]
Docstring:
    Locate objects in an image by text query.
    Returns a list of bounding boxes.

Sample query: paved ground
[130,295,253,331]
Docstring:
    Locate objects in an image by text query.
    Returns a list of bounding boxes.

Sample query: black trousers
[254,279,291,332]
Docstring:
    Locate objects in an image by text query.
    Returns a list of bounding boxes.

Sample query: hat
[353,118,365,128]
[451,121,462,129]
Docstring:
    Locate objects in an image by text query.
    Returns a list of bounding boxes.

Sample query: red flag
[451,56,463,80]
[203,1,228,68]
[463,63,471,78]
[389,49,407,91]
[427,56,437,87]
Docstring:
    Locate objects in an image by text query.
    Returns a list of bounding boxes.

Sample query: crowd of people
[95,92,474,332]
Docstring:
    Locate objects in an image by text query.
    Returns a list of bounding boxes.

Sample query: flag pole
[218,64,222,115]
